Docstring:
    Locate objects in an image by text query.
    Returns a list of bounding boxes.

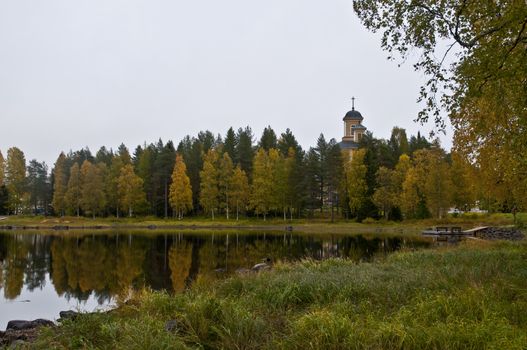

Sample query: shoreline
[24,240,527,349]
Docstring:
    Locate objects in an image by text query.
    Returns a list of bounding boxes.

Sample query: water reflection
[0,231,432,302]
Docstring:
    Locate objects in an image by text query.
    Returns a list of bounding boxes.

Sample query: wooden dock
[422,226,489,237]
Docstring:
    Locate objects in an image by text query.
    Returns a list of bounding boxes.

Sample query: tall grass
[33,241,527,349]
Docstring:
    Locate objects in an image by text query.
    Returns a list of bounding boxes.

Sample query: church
[339,97,367,158]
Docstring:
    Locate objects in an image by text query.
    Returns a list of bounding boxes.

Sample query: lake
[0,230,432,329]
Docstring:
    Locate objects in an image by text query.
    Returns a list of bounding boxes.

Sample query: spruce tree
[223,127,238,161]
[259,126,278,151]
[236,126,255,176]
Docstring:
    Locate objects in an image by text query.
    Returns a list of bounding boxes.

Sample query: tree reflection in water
[0,231,431,302]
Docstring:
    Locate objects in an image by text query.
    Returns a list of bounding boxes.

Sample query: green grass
[1,212,524,235]
[32,240,527,349]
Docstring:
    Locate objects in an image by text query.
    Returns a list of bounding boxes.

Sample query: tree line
[0,125,515,221]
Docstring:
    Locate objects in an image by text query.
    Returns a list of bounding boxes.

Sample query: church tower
[339,97,367,158]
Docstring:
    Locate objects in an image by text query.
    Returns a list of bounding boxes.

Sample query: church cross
[351,96,356,110]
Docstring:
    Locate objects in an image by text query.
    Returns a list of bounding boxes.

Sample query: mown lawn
[33,240,527,349]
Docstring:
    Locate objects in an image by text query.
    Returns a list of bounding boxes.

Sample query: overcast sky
[0,0,452,166]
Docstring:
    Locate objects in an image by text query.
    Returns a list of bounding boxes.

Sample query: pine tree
[5,147,27,215]
[169,154,193,219]
[52,152,68,216]
[64,163,81,216]
[27,160,50,215]
[200,149,219,219]
[228,165,249,220]
[80,160,106,218]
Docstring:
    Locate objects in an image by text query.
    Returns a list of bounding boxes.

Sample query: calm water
[0,230,432,329]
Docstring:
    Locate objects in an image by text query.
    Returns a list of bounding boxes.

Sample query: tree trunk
[164,179,168,219]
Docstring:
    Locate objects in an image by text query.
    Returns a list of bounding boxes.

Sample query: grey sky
[0,0,451,166]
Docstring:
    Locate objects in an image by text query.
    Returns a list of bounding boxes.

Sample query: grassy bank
[1,212,525,234]
[33,240,527,349]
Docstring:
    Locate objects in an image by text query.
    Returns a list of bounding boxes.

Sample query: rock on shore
[476,227,524,241]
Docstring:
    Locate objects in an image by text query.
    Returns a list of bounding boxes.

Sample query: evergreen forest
[0,125,515,221]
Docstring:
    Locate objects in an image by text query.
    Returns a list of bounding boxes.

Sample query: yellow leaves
[169,154,193,218]
[345,149,368,214]
[118,164,146,217]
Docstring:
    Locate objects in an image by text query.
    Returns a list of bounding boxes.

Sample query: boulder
[59,310,80,321]
[6,319,54,331]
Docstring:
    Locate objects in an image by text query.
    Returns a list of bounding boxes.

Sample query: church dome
[343,108,363,121]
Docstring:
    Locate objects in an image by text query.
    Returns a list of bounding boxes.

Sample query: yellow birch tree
[345,149,368,219]
[80,160,106,218]
[5,147,26,214]
[52,152,68,216]
[65,163,81,216]
[228,165,249,220]
[200,149,219,219]
[169,154,193,219]
[118,164,146,217]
